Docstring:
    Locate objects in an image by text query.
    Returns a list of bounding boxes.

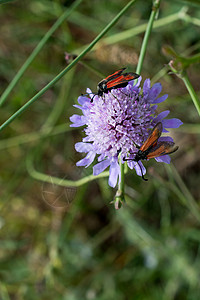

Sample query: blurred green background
[0,0,200,299]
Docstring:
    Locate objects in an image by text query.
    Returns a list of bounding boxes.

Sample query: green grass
[0,0,200,299]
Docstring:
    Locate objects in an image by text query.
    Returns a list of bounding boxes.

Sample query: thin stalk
[0,0,136,133]
[181,72,200,116]
[0,123,74,150]
[0,0,83,106]
[26,152,109,187]
[75,9,182,53]
[115,0,161,207]
[166,163,200,222]
[180,12,200,27]
[136,0,161,74]
[114,160,125,209]
[41,67,76,132]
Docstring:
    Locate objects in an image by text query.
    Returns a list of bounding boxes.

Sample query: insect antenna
[81,92,96,102]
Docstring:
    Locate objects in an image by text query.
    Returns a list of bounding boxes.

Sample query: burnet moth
[82,68,140,102]
[124,122,179,181]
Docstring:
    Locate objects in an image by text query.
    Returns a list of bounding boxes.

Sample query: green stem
[136,0,161,74]
[181,72,200,116]
[75,9,181,53]
[0,0,83,106]
[180,12,200,27]
[26,152,109,187]
[0,123,75,150]
[41,67,76,132]
[114,160,125,209]
[115,0,161,207]
[0,0,136,133]
[166,163,200,222]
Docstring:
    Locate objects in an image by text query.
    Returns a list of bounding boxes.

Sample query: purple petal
[78,95,90,105]
[73,104,83,110]
[151,105,158,112]
[108,161,120,188]
[143,79,151,94]
[127,160,136,170]
[86,88,92,94]
[159,136,174,143]
[133,76,142,87]
[155,155,171,164]
[148,83,162,101]
[85,88,96,100]
[70,114,86,127]
[93,159,111,176]
[76,157,88,167]
[76,151,95,167]
[153,94,168,104]
[75,142,93,153]
[162,118,183,128]
[127,160,146,177]
[134,161,146,177]
[154,110,170,123]
[98,153,106,161]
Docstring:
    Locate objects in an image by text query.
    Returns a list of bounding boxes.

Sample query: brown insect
[124,122,179,181]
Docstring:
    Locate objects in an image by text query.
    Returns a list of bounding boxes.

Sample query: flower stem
[136,0,161,74]
[181,72,200,117]
[26,150,109,187]
[114,160,125,209]
[115,0,161,208]
[0,0,136,133]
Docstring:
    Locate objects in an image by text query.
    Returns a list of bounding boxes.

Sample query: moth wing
[104,68,126,81]
[146,141,178,159]
[140,122,163,152]
[106,73,139,89]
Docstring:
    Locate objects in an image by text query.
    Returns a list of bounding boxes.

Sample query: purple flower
[70,78,182,187]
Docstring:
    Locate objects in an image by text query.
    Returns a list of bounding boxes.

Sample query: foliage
[0,0,200,299]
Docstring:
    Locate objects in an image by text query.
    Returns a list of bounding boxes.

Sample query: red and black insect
[96,67,139,97]
[82,68,140,101]
[124,122,179,181]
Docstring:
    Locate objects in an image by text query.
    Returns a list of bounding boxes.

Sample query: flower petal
[108,161,120,188]
[154,110,170,123]
[148,83,162,101]
[127,160,136,170]
[133,76,142,87]
[143,79,151,94]
[134,161,146,177]
[127,160,146,177]
[155,155,171,164]
[152,94,168,104]
[76,151,95,167]
[75,142,93,153]
[70,114,86,127]
[162,118,183,128]
[73,104,83,110]
[159,136,174,143]
[93,159,111,176]
[98,153,106,161]
[78,95,90,105]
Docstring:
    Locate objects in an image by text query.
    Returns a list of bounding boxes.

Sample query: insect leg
[138,161,148,181]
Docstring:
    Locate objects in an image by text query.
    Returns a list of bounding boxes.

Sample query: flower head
[70,78,182,187]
